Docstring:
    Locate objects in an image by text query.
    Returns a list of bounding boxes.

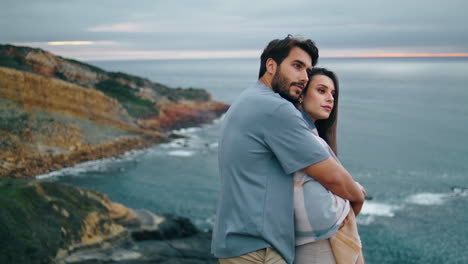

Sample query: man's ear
[266,58,277,75]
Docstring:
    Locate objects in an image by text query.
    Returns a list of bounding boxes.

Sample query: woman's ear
[266,58,277,75]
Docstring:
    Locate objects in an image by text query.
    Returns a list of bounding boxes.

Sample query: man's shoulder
[235,82,295,112]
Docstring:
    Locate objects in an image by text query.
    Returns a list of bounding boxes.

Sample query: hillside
[0,44,228,177]
[0,178,213,264]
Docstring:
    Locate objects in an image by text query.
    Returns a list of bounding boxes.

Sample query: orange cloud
[323,53,468,58]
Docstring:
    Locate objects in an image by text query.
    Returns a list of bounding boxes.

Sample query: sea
[38,57,468,263]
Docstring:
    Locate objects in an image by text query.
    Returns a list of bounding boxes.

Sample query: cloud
[88,23,150,33]
[47,41,95,46]
[1,0,467,61]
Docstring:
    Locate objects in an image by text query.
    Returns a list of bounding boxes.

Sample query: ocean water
[41,57,468,263]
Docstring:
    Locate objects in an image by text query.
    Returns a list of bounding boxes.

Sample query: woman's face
[301,74,335,122]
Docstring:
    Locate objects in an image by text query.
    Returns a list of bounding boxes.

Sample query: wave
[406,192,448,205]
[36,158,115,179]
[355,201,402,225]
[208,142,218,148]
[357,187,467,225]
[159,138,190,149]
[175,127,202,134]
[360,201,401,217]
[406,188,467,206]
[36,148,145,179]
[167,150,195,157]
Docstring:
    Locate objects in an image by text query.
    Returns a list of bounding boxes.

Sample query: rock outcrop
[0,179,215,264]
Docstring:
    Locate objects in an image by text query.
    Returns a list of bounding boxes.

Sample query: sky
[1,0,468,61]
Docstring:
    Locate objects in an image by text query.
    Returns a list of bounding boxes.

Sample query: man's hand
[303,157,365,203]
[355,181,366,197]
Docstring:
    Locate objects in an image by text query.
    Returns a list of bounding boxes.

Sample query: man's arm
[303,157,365,203]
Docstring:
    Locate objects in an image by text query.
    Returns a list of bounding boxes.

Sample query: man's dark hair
[258,35,319,78]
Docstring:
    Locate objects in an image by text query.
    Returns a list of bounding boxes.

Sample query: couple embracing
[212,35,366,264]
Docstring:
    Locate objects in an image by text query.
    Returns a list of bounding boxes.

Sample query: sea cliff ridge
[0,44,228,178]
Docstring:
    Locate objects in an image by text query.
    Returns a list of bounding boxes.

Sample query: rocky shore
[0,101,228,179]
[0,179,215,264]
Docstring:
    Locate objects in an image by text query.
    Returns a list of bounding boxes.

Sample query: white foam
[159,138,190,148]
[450,187,468,198]
[36,158,114,179]
[176,127,202,134]
[356,215,376,226]
[213,114,226,124]
[360,201,401,217]
[167,150,195,157]
[406,192,448,205]
[208,142,218,148]
[36,148,146,179]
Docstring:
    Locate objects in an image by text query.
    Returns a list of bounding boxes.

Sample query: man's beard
[271,68,300,104]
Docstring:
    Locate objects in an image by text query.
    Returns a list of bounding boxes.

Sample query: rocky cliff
[0,44,228,178]
[0,179,214,264]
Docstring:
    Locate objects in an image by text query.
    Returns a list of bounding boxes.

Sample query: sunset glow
[323,53,468,58]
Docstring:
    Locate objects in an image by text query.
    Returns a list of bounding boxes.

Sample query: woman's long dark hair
[303,67,340,155]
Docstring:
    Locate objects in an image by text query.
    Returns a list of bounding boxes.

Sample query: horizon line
[5,43,468,60]
[322,53,468,58]
[81,52,468,61]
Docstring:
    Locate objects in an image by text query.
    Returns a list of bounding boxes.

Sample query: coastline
[0,105,228,179]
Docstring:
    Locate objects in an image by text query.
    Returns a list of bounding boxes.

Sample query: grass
[0,179,111,264]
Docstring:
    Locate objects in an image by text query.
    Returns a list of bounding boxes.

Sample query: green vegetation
[109,71,146,87]
[0,44,36,72]
[62,57,106,74]
[107,71,211,102]
[0,179,110,264]
[0,112,30,133]
[95,79,158,118]
[152,85,211,102]
[0,53,33,72]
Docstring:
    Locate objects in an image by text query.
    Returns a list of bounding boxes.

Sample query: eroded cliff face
[0,67,135,128]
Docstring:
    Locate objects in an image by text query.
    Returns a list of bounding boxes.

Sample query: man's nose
[300,69,309,82]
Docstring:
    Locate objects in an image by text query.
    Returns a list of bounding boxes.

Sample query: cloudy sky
[1,0,467,61]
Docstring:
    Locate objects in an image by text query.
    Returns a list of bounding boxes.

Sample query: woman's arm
[303,157,365,203]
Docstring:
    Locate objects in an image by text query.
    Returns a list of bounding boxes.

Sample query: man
[212,35,364,264]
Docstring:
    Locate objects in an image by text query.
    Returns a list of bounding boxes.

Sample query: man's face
[271,46,313,104]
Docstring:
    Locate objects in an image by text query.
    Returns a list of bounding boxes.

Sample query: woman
[294,68,365,264]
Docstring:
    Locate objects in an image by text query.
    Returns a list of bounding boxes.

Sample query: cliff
[0,44,228,178]
[0,179,214,264]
